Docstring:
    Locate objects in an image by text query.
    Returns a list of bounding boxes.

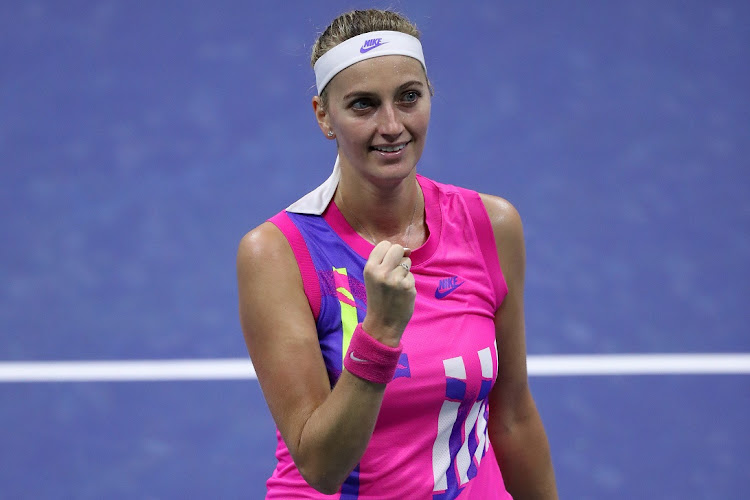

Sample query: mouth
[370,141,410,154]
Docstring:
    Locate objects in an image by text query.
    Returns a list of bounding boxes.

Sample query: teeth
[374,143,406,153]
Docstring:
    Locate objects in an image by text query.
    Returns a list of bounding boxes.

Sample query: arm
[480,194,559,500]
[237,222,413,494]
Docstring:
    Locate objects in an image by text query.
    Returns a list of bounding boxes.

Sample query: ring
[399,262,410,272]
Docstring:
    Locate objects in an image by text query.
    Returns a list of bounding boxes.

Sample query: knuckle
[377,270,392,284]
[379,241,393,252]
[363,267,375,281]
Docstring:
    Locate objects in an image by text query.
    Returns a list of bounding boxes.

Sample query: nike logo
[435,276,465,299]
[349,352,370,363]
[360,38,387,53]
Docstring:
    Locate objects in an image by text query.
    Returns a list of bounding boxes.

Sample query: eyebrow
[342,80,426,101]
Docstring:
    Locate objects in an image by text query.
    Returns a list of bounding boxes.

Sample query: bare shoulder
[478,193,524,244]
[237,221,295,270]
[478,193,525,285]
[236,219,309,337]
[236,219,310,347]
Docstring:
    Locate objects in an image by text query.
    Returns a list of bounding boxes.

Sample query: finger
[381,243,406,269]
[396,262,410,275]
[397,257,412,274]
[367,241,393,266]
[395,266,417,296]
[401,270,416,292]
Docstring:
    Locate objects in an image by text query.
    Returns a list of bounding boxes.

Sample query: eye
[351,98,373,110]
[401,90,421,104]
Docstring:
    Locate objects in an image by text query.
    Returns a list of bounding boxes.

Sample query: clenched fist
[361,241,416,347]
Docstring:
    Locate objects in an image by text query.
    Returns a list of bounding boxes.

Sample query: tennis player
[237,9,558,499]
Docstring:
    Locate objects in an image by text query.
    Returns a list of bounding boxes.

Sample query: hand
[361,242,416,346]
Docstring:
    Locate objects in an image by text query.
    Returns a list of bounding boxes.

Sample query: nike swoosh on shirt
[434,279,465,299]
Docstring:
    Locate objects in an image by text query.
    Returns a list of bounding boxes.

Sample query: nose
[377,103,404,139]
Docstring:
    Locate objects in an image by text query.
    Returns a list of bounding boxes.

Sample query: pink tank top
[267,175,512,499]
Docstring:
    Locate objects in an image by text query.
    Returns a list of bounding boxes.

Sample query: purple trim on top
[340,464,361,499]
[268,212,322,321]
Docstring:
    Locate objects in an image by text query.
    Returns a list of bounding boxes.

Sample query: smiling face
[314,55,431,185]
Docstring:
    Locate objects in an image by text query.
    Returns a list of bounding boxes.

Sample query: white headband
[314,30,426,94]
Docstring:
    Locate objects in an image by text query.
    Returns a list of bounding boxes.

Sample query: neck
[336,175,423,247]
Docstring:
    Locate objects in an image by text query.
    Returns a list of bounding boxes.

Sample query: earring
[327,131,334,137]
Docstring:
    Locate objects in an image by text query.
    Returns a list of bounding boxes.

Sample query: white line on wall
[0,354,748,382]
[527,353,750,376]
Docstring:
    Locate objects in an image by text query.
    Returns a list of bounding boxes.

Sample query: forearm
[294,370,387,493]
[491,409,558,500]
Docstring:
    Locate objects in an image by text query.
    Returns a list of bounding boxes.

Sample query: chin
[367,158,418,183]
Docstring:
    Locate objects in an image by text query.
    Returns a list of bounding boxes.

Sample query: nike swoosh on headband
[360,38,388,53]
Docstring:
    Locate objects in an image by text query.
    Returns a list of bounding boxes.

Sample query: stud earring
[327,131,334,137]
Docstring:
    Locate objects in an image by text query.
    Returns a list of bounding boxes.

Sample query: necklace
[339,183,420,248]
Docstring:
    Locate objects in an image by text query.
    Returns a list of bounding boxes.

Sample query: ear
[312,96,335,139]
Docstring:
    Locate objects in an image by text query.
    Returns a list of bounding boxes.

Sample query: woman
[237,9,558,499]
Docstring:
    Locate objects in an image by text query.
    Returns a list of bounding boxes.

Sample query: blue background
[1,1,748,498]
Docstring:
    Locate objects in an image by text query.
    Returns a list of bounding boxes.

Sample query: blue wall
[1,1,748,498]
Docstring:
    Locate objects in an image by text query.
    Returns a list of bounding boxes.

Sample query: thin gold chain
[339,183,420,248]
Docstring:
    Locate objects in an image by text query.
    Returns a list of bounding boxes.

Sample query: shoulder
[478,193,525,283]
[236,217,314,339]
[237,218,301,287]
[478,193,523,242]
[237,219,290,264]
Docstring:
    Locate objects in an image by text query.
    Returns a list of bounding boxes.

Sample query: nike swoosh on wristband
[349,352,370,363]
[360,38,387,53]
[435,276,465,299]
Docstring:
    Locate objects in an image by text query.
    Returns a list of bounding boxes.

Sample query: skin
[237,54,558,497]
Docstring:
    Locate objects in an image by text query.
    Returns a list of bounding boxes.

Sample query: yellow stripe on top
[333,267,359,362]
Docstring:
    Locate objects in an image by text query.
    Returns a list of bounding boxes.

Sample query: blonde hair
[311,9,430,105]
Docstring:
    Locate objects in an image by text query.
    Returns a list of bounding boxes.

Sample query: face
[314,55,431,184]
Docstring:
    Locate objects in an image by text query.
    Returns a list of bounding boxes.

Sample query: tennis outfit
[266,175,512,499]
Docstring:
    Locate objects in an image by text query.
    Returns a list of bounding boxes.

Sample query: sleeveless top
[266,175,513,499]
